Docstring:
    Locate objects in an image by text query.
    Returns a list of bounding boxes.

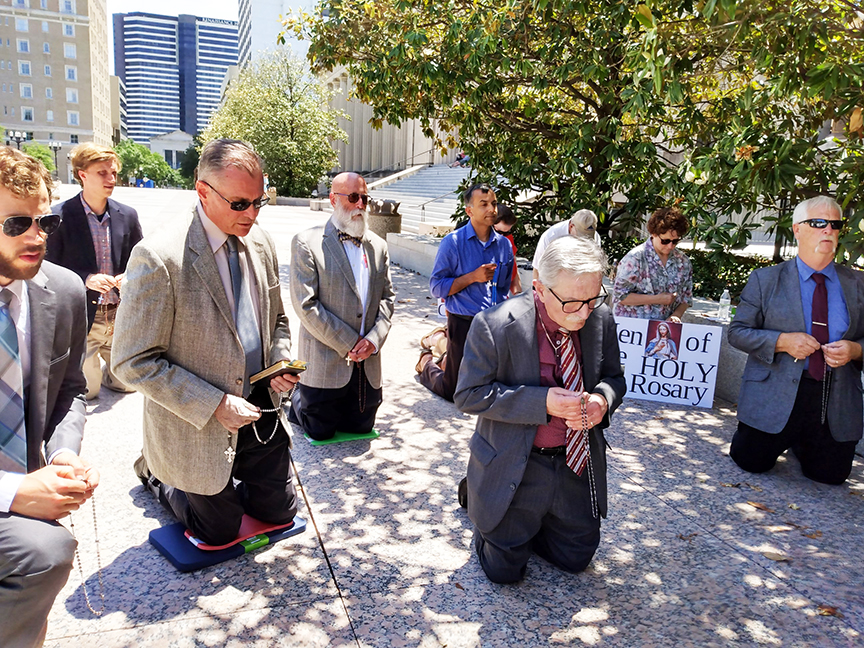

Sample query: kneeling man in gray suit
[113,140,298,546]
[455,237,625,583]
[729,196,864,485]
[289,172,394,440]
[0,147,97,647]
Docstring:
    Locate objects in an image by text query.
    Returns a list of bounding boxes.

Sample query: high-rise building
[113,12,237,144]
[1,0,112,182]
[237,0,311,69]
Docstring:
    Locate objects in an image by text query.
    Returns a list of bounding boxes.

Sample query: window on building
[2,84,5,92]
[13,1,29,9]
[63,24,74,37]
[70,134,78,144]
[20,83,32,99]
[61,1,75,14]
[42,21,49,32]
[44,64,51,76]
[63,43,76,59]
[67,110,79,126]
[65,65,76,81]
[66,88,77,103]
[18,61,31,76]
[43,42,50,54]
[45,87,52,98]
[17,39,29,54]
[22,107,33,122]
[15,19,28,32]
[46,109,53,121]
[41,0,48,8]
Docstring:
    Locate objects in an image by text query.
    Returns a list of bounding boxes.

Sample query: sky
[106,0,239,21]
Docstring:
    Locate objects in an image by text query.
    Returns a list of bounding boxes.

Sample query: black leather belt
[531,445,566,456]
[97,303,119,310]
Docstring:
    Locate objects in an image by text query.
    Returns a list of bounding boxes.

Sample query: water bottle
[718,288,731,322]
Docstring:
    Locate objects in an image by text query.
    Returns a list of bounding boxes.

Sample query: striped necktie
[558,328,589,475]
[0,288,27,473]
[225,236,263,397]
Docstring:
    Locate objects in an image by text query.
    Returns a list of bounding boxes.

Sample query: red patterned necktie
[809,273,828,380]
[558,328,589,475]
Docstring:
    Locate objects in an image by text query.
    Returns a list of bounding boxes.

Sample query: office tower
[1,0,112,182]
[237,0,311,69]
[113,12,237,144]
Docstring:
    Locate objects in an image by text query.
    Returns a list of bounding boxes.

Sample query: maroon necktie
[809,273,828,380]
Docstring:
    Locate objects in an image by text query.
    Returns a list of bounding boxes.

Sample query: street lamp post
[6,131,25,149]
[48,141,62,179]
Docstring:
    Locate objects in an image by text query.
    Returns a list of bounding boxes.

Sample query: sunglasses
[202,181,269,211]
[799,218,843,230]
[333,192,371,205]
[1,213,62,237]
[548,286,608,314]
[658,237,681,246]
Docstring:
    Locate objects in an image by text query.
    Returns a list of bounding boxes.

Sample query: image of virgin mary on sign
[644,320,681,360]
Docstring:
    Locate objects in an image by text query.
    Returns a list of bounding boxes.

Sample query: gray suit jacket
[290,219,394,389]
[728,259,864,442]
[454,292,626,534]
[112,210,292,495]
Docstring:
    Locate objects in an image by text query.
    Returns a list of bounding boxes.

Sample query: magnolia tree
[285,0,863,259]
[202,50,347,197]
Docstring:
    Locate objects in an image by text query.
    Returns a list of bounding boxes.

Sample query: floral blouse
[613,239,693,320]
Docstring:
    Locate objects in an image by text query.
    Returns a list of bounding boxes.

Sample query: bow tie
[337,231,363,247]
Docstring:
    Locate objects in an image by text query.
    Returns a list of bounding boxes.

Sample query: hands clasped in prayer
[776,332,860,367]
[546,388,607,430]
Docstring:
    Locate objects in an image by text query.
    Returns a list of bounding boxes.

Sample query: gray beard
[333,204,368,238]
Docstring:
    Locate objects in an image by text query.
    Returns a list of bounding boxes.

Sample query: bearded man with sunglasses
[288,172,394,440]
[455,236,625,583]
[0,147,98,647]
[729,196,864,485]
[112,139,298,546]
[47,143,142,400]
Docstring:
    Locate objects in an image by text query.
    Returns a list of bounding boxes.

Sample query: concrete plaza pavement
[39,187,864,647]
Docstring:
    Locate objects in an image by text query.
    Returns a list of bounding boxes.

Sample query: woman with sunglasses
[612,206,693,323]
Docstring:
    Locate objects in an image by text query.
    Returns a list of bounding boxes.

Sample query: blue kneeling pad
[149,515,307,572]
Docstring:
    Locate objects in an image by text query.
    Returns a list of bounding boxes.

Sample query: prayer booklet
[250,359,307,383]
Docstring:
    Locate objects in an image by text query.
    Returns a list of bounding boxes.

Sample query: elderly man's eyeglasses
[800,218,843,230]
[202,181,269,211]
[1,213,62,237]
[333,192,371,205]
[548,286,608,313]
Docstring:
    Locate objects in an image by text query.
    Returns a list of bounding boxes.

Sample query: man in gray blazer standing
[729,196,864,485]
[455,237,625,583]
[289,172,394,440]
[0,147,97,647]
[113,139,298,546]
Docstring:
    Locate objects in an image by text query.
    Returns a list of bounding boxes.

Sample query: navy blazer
[47,191,143,329]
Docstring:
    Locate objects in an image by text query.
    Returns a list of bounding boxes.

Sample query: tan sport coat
[290,219,394,389]
[112,210,292,495]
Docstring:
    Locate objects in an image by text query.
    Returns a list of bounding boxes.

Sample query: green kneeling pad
[304,429,379,446]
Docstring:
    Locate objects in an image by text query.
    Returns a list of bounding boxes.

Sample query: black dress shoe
[133,453,161,499]
[458,476,468,509]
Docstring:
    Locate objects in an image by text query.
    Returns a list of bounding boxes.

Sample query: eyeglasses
[658,237,681,246]
[548,286,608,313]
[1,213,62,237]
[333,192,371,205]
[201,181,269,211]
[799,218,844,230]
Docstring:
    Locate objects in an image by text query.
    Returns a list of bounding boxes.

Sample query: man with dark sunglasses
[48,143,143,400]
[289,172,394,440]
[112,139,299,546]
[0,147,98,646]
[729,196,864,485]
[454,236,625,583]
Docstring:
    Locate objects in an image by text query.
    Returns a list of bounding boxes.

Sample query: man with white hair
[289,172,394,440]
[532,209,600,280]
[729,196,864,485]
[455,236,625,583]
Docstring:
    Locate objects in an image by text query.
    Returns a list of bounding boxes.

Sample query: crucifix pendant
[224,444,236,463]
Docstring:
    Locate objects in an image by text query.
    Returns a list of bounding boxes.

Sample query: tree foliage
[115,139,181,187]
[21,142,55,173]
[287,0,864,260]
[202,50,347,197]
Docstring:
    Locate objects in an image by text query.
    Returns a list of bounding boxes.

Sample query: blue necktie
[225,237,263,397]
[0,288,27,473]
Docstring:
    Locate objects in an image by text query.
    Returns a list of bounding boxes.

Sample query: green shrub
[601,236,773,302]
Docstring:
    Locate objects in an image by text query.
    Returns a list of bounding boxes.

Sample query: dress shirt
[795,257,849,372]
[533,292,581,448]
[340,235,370,335]
[81,195,118,305]
[429,221,513,317]
[197,204,262,335]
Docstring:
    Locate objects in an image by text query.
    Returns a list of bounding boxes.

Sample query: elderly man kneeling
[455,236,626,583]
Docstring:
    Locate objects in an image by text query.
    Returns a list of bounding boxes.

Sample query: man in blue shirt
[417,184,513,402]
[728,196,864,484]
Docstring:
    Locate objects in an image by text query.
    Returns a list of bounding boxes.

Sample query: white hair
[569,209,598,239]
[537,236,608,289]
[792,196,842,224]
